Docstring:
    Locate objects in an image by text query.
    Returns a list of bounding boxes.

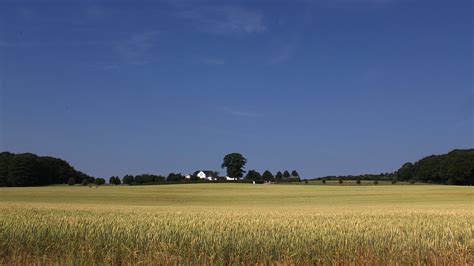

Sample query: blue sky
[1,0,472,179]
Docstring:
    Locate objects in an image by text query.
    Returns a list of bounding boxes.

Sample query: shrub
[304,180,308,184]
[67,177,75,186]
[322,179,326,184]
[94,178,106,186]
[338,179,343,184]
[391,180,397,184]
[374,180,378,185]
[356,180,361,185]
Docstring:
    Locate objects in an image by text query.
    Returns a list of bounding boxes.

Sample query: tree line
[1,150,471,187]
[395,149,473,185]
[315,149,473,185]
[0,152,95,187]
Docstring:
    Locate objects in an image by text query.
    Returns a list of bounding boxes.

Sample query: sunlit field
[0,184,472,264]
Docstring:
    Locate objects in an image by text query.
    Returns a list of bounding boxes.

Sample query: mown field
[0,184,472,264]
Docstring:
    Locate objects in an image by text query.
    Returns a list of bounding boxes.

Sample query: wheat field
[0,184,472,264]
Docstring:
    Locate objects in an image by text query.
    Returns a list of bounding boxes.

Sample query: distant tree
[322,179,326,184]
[167,173,184,182]
[397,162,414,181]
[154,175,166,182]
[338,179,343,184]
[67,177,76,186]
[304,179,308,184]
[123,175,134,185]
[291,170,299,178]
[94,178,105,186]
[262,170,274,182]
[275,171,283,182]
[109,176,121,185]
[221,153,247,179]
[81,178,89,186]
[283,171,290,178]
[356,179,361,185]
[245,170,262,181]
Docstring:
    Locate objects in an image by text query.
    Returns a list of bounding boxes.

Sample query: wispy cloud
[218,107,262,118]
[177,6,266,35]
[115,31,159,65]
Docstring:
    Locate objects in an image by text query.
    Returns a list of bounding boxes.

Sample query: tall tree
[122,175,135,185]
[275,171,283,181]
[262,170,274,182]
[245,170,262,181]
[396,162,414,181]
[221,153,247,179]
[291,170,299,178]
[283,170,290,178]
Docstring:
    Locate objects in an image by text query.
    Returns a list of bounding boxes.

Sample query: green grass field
[0,184,472,264]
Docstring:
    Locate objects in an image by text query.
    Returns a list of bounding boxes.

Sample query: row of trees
[0,152,95,187]
[245,170,300,182]
[317,173,396,182]
[315,149,473,186]
[395,149,473,185]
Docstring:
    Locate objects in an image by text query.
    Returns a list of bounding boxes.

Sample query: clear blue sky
[1,0,472,179]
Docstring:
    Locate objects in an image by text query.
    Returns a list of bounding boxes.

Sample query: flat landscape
[0,184,472,264]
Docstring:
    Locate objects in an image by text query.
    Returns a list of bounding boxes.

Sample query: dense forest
[395,149,473,185]
[316,149,473,185]
[0,152,94,187]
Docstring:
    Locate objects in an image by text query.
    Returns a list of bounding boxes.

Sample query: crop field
[0,184,472,265]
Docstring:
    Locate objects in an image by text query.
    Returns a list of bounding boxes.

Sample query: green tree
[109,176,121,185]
[275,171,283,181]
[291,170,299,178]
[122,175,135,185]
[283,171,290,178]
[221,153,247,179]
[262,170,274,182]
[94,178,105,186]
[397,162,414,181]
[245,170,261,181]
[167,173,184,182]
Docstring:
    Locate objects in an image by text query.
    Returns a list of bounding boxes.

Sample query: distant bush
[356,180,361,185]
[374,180,378,185]
[67,177,75,186]
[304,180,308,184]
[338,179,343,184]
[81,178,89,186]
[391,180,397,184]
[94,178,106,186]
[322,179,326,184]
[409,180,415,184]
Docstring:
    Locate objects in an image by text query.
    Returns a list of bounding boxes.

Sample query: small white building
[225,176,237,181]
[193,171,217,181]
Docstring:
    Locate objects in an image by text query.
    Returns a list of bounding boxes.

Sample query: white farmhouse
[193,171,218,181]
